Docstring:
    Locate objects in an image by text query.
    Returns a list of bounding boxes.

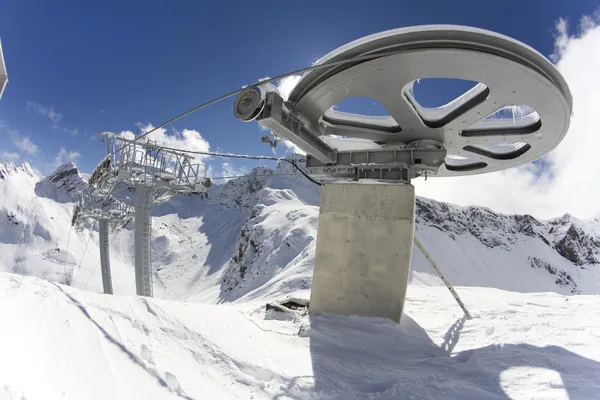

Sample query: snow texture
[1,273,599,399]
[0,161,135,292]
[1,159,600,399]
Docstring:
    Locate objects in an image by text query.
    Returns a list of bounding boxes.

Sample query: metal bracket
[255,92,336,164]
[305,146,446,183]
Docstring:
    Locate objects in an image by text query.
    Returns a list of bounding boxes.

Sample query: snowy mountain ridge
[34,162,92,203]
[218,166,600,299]
[1,158,600,301]
[417,196,600,263]
[415,197,600,293]
[0,161,36,180]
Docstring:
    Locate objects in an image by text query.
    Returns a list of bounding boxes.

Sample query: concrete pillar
[309,183,416,322]
[98,219,113,295]
[134,185,153,297]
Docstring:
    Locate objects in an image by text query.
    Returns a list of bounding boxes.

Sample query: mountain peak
[34,162,89,203]
[48,162,79,183]
[52,162,77,175]
[0,161,36,180]
[561,212,574,222]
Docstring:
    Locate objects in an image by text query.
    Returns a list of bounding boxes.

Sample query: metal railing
[94,133,208,194]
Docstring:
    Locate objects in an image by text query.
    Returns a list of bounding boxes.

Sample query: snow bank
[1,273,599,400]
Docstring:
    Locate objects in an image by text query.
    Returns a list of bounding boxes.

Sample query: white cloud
[53,147,80,167]
[218,161,249,182]
[253,75,307,156]
[280,139,306,155]
[413,15,600,219]
[551,18,570,62]
[117,123,210,162]
[276,75,302,101]
[255,74,302,101]
[26,101,63,128]
[1,151,19,161]
[63,127,79,136]
[9,131,39,154]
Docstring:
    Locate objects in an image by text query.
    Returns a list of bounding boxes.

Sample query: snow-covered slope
[2,160,600,399]
[0,161,135,293]
[1,159,600,303]
[214,161,600,301]
[2,273,599,400]
[411,198,600,294]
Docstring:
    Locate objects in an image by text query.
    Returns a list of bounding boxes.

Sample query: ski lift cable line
[156,146,283,161]
[73,234,93,284]
[211,172,298,180]
[63,225,73,278]
[104,47,425,159]
[83,230,122,291]
[150,145,322,186]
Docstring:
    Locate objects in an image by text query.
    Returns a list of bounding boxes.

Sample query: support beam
[309,183,415,322]
[134,185,153,297]
[305,147,446,182]
[256,92,337,163]
[414,238,472,319]
[98,219,113,295]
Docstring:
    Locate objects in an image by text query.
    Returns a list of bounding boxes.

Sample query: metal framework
[71,193,134,294]
[88,132,210,297]
[233,25,573,322]
[234,25,573,183]
[414,238,471,319]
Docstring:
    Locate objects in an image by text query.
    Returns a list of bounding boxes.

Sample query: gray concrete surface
[310,183,415,322]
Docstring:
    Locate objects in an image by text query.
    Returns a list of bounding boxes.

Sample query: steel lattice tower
[87,133,210,297]
[71,194,134,294]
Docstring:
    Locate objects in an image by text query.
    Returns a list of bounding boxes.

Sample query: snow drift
[1,273,599,399]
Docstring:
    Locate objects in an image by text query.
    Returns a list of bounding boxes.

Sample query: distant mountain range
[1,159,598,301]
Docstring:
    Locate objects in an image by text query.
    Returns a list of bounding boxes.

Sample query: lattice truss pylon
[71,193,134,232]
[84,132,212,298]
[70,193,134,295]
[89,132,211,198]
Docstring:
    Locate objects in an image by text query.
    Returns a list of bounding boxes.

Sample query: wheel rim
[287,25,572,177]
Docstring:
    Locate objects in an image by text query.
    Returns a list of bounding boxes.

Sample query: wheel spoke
[378,93,428,132]
[273,25,572,179]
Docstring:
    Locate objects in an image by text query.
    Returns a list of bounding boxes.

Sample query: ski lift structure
[74,25,572,321]
[85,133,211,297]
[71,193,134,295]
[234,25,573,322]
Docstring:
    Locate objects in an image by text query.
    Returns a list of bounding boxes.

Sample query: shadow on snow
[274,313,600,399]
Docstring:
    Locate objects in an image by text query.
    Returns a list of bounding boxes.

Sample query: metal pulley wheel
[235,25,573,180]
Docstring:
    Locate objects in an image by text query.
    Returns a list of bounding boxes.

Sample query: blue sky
[0,0,598,177]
